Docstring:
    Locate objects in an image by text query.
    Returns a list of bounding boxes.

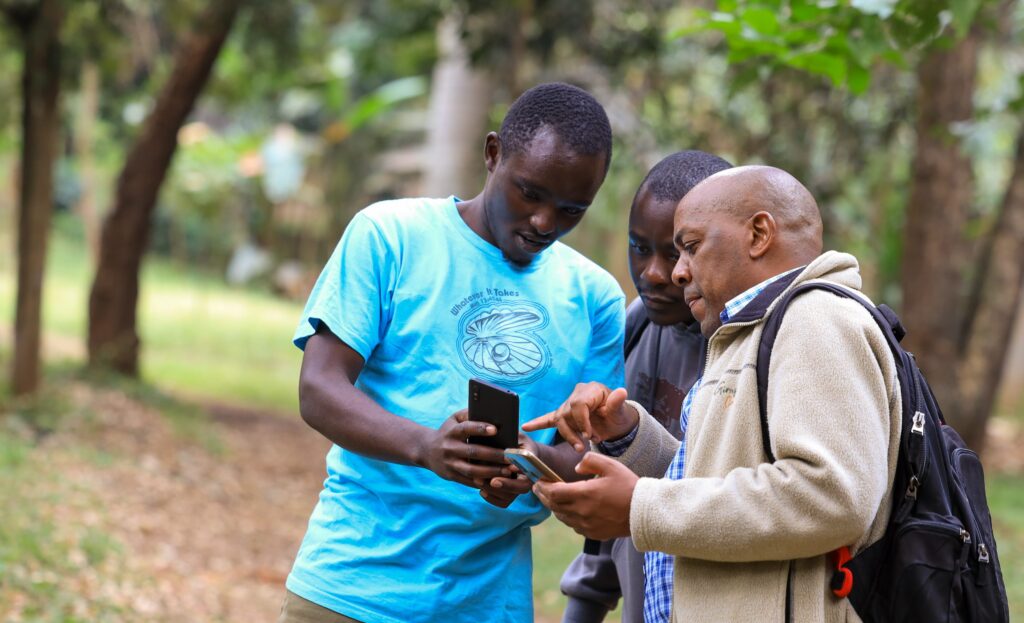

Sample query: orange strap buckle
[829,546,853,598]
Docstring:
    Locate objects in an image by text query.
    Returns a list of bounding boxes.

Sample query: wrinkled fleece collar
[723,251,863,327]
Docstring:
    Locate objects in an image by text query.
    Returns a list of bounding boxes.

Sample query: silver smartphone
[504,448,564,483]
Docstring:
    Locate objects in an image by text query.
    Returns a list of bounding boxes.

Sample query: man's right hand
[521,383,638,452]
[419,409,511,488]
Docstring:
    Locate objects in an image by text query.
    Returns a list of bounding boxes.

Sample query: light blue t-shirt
[287,196,625,623]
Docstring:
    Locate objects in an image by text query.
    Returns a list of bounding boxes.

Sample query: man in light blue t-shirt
[279,83,626,623]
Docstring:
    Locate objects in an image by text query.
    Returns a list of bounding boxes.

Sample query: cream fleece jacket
[610,251,902,623]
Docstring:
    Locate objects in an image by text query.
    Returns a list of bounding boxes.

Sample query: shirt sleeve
[559,539,621,622]
[597,425,639,457]
[292,212,396,359]
[580,282,626,389]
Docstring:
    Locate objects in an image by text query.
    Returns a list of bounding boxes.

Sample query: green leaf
[727,45,766,64]
[782,26,824,46]
[740,7,779,35]
[848,18,892,65]
[1010,75,1024,113]
[786,51,847,86]
[887,5,943,49]
[343,76,426,131]
[949,0,981,38]
[847,62,871,94]
[825,33,851,54]
[790,0,823,22]
[667,8,712,39]
[706,12,743,37]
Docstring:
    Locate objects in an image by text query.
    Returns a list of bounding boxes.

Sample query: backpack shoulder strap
[755,282,905,461]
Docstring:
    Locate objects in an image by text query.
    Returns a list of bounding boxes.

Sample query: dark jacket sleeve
[559,538,619,623]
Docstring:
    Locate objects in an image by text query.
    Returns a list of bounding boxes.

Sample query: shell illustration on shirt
[458,302,551,385]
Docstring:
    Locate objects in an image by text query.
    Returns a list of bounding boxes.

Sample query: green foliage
[987,474,1024,620]
[0,217,303,413]
[344,76,427,132]
[675,0,987,94]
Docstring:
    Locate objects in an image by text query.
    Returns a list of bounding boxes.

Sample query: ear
[748,211,775,259]
[484,132,500,173]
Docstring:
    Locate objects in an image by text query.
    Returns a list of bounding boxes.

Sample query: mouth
[640,293,681,307]
[517,232,553,252]
[684,294,702,310]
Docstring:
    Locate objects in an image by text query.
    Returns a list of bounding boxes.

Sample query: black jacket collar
[723,269,803,325]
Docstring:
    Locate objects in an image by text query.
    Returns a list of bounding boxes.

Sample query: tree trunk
[421,14,493,199]
[955,129,1024,449]
[900,32,979,418]
[10,0,63,396]
[87,0,243,375]
[74,60,101,264]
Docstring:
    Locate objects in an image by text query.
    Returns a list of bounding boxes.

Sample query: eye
[519,186,541,202]
[561,205,586,217]
[629,239,651,255]
[681,240,700,256]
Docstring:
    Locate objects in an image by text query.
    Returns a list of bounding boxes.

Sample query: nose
[530,207,556,236]
[671,255,691,287]
[643,257,672,286]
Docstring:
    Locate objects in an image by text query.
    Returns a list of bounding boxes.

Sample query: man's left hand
[532,452,637,540]
[478,434,542,509]
[479,473,532,508]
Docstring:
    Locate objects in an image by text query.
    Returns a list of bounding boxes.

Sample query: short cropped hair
[499,82,613,170]
[638,150,733,204]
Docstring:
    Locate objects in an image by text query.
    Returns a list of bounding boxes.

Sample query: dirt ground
[22,382,574,623]
[12,379,1022,622]
[30,383,325,622]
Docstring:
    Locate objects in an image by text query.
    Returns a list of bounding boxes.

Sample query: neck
[456,193,496,246]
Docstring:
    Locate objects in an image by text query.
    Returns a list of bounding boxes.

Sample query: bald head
[680,165,822,262]
[670,165,825,336]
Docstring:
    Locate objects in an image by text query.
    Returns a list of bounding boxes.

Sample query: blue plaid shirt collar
[720,267,803,325]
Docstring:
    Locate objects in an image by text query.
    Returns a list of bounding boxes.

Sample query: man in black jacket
[559,150,731,623]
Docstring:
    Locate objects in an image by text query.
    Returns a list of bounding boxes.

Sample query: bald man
[524,166,902,622]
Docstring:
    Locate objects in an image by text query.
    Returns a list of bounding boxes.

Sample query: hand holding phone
[467,378,519,450]
[504,448,564,483]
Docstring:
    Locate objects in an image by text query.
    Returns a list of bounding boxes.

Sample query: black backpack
[756,282,1009,623]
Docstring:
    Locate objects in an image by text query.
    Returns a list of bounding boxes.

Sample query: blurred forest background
[1,1,1023,621]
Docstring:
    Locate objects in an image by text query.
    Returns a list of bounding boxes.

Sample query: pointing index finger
[521,411,558,432]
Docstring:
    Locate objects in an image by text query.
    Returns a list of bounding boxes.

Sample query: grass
[0,428,125,622]
[1,219,1022,621]
[0,215,303,413]
[533,520,625,622]
[989,474,1024,620]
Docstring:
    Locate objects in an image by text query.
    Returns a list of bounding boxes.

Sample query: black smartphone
[467,378,520,450]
